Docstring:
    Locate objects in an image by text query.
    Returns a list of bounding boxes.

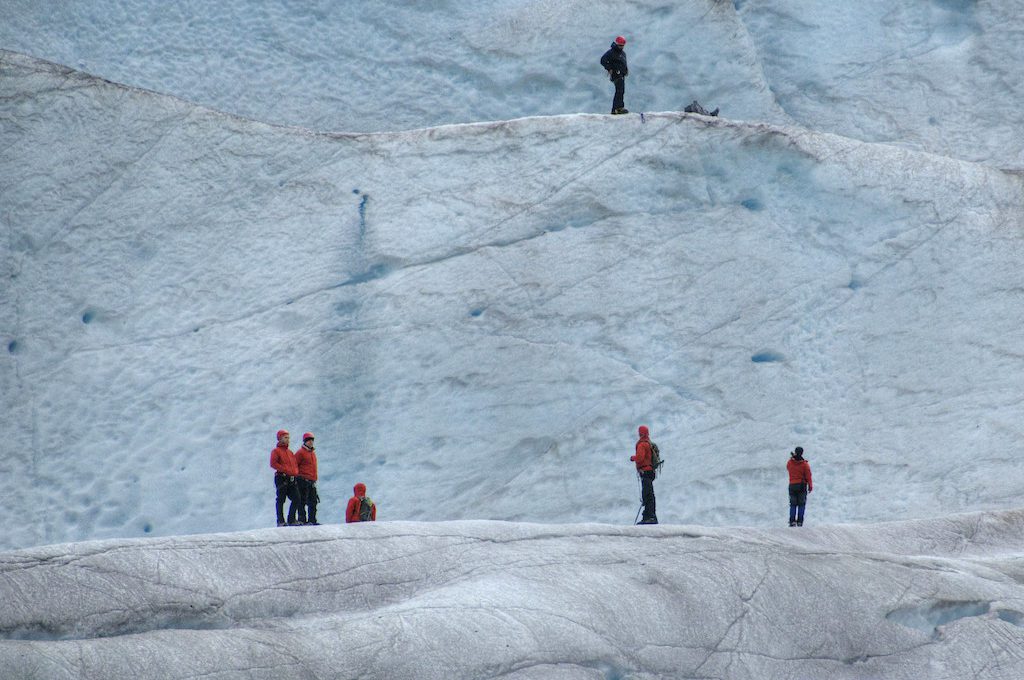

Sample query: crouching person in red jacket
[346,482,377,523]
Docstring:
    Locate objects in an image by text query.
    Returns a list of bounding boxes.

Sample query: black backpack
[359,497,375,522]
[684,100,719,117]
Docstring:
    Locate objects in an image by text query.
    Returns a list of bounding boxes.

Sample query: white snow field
[3,0,1024,676]
[3,1,1022,168]
[0,0,788,135]
[5,514,1024,679]
[3,47,1023,550]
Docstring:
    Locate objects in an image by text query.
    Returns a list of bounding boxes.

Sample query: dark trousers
[788,483,808,523]
[296,478,318,524]
[612,77,625,111]
[640,470,656,520]
[275,474,298,524]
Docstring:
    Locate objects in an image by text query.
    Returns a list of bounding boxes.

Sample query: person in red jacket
[346,482,376,523]
[295,432,319,525]
[787,446,813,527]
[630,425,657,524]
[270,429,299,526]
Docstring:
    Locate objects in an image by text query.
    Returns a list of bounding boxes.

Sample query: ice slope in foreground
[4,513,1024,679]
[2,50,1024,551]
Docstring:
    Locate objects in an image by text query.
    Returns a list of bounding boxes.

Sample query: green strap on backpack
[358,496,375,522]
[650,442,664,478]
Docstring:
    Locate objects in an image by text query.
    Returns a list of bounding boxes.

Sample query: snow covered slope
[4,1,1022,168]
[3,2,1024,676]
[4,513,1024,679]
[735,0,1024,168]
[0,0,787,134]
[2,50,1023,551]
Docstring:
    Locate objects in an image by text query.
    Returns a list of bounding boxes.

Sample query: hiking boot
[789,521,797,527]
[611,108,629,115]
[638,517,658,524]
[286,521,303,526]
[796,520,803,527]
[277,521,287,527]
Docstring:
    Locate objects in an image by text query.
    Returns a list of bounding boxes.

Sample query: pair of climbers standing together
[269,429,376,526]
[270,430,319,526]
[629,425,815,527]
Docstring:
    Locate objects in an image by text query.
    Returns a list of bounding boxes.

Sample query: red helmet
[614,36,626,47]
[302,432,314,442]
[276,429,289,440]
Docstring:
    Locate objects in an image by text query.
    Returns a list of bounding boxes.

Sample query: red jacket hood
[353,483,366,496]
[638,425,650,440]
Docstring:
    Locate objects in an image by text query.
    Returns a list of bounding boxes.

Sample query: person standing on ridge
[600,35,629,114]
[346,482,377,523]
[295,432,319,525]
[270,429,300,526]
[787,446,813,527]
[631,425,657,524]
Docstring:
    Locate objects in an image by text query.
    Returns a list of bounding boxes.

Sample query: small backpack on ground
[359,496,375,522]
[650,442,664,478]
[684,100,719,117]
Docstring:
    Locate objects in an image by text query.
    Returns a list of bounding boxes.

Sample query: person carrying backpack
[630,425,658,524]
[787,446,813,526]
[346,482,377,523]
[600,35,629,114]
